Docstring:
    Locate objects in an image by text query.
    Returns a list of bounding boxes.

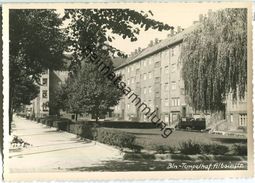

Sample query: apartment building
[27,70,69,118]
[113,26,195,125]
[113,26,247,130]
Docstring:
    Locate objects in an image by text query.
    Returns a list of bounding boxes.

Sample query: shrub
[171,154,192,160]
[96,128,136,149]
[123,152,155,160]
[237,126,247,133]
[201,144,229,155]
[128,144,143,153]
[232,144,247,156]
[54,118,73,131]
[178,140,201,155]
[154,145,168,154]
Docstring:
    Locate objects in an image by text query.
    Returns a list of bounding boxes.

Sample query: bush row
[154,141,247,156]
[154,140,247,156]
[36,116,138,150]
[29,115,247,156]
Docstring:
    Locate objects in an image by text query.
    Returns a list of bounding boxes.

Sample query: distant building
[27,70,69,118]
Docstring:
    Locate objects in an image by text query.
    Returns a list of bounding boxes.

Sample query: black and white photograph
[2,2,253,181]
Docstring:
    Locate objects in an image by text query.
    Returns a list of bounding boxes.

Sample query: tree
[9,10,66,131]
[63,9,174,70]
[54,56,123,122]
[57,9,174,121]
[180,8,247,112]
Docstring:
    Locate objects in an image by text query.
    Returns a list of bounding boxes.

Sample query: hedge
[96,128,137,149]
[78,120,156,129]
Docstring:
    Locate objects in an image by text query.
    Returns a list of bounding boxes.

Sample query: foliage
[59,60,123,121]
[200,143,229,155]
[178,140,202,155]
[123,153,155,160]
[64,9,173,70]
[181,9,247,112]
[11,76,39,110]
[232,144,247,156]
[48,81,70,115]
[96,128,136,149]
[179,140,230,155]
[9,10,66,127]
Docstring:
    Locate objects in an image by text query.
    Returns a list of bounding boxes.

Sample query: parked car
[177,117,206,131]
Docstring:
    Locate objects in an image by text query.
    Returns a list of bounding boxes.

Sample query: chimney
[138,47,141,52]
[199,14,204,22]
[148,40,154,47]
[177,26,182,33]
[171,29,175,36]
[134,49,138,54]
[155,38,159,44]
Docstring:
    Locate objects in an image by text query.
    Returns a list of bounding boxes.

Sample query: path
[8,115,123,173]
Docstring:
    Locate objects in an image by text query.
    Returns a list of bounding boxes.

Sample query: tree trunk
[75,113,78,122]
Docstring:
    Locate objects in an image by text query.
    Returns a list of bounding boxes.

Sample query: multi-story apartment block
[114,27,195,125]
[27,70,69,118]
[113,25,247,130]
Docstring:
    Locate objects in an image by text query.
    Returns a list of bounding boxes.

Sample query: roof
[115,25,197,70]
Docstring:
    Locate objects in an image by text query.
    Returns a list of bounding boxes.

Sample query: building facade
[27,70,69,118]
[113,26,247,130]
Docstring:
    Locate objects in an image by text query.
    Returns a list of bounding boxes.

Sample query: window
[127,104,130,110]
[148,71,152,79]
[171,81,177,90]
[148,100,152,108]
[177,98,180,106]
[165,114,169,123]
[148,86,152,93]
[155,61,160,68]
[164,83,169,91]
[42,78,47,86]
[131,65,134,71]
[155,77,160,83]
[230,114,233,123]
[136,68,140,75]
[127,67,130,73]
[143,73,147,80]
[172,63,176,73]
[127,79,130,85]
[239,114,247,126]
[165,98,169,107]
[42,102,48,111]
[171,98,180,106]
[42,90,47,98]
[131,77,135,84]
[144,87,147,94]
[165,66,169,74]
[171,47,175,56]
[42,70,48,75]
[155,92,160,98]
[149,59,152,65]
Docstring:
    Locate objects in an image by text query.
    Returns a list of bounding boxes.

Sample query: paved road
[8,115,123,173]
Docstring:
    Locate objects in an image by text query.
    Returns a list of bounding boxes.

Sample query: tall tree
[58,9,174,120]
[63,9,174,70]
[71,59,123,121]
[180,8,247,112]
[9,9,66,133]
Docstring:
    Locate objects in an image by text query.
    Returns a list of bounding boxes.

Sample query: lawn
[108,128,247,150]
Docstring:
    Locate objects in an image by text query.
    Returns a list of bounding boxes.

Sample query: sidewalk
[8,115,123,173]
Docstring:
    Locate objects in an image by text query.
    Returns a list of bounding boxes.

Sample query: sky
[57,4,222,54]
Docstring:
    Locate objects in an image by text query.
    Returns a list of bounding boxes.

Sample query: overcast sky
[58,5,222,54]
